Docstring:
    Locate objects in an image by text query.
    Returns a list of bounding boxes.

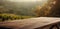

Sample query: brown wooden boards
[0,17,60,29]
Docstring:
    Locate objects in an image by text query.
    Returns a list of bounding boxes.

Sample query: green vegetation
[0,14,33,21]
[1,0,60,22]
[0,0,47,16]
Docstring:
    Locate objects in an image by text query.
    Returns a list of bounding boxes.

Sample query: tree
[35,6,42,17]
[49,0,60,17]
[34,0,60,17]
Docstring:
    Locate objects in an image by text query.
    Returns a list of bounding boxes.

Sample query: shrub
[0,14,21,21]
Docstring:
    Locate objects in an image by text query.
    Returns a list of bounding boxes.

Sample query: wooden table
[0,17,60,29]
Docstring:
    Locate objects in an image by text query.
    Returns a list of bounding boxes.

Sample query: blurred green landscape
[0,0,48,21]
[0,0,60,21]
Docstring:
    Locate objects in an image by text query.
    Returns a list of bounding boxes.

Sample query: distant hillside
[0,0,48,16]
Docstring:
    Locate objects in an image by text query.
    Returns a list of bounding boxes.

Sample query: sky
[8,0,47,2]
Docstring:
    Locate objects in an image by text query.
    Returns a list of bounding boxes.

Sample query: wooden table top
[0,17,60,29]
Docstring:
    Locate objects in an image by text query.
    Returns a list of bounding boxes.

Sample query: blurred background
[0,0,60,21]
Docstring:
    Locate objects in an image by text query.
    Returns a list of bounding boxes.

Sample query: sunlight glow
[8,0,43,2]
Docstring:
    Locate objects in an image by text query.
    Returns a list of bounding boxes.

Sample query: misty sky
[8,0,48,2]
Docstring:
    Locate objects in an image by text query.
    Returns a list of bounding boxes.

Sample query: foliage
[0,0,46,16]
[0,14,33,21]
[0,14,21,21]
[34,0,60,17]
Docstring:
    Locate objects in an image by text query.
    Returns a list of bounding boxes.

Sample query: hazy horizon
[5,0,48,2]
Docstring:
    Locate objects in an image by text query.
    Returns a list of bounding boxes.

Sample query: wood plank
[0,17,60,29]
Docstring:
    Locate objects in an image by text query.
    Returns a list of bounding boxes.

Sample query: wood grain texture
[0,17,60,29]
